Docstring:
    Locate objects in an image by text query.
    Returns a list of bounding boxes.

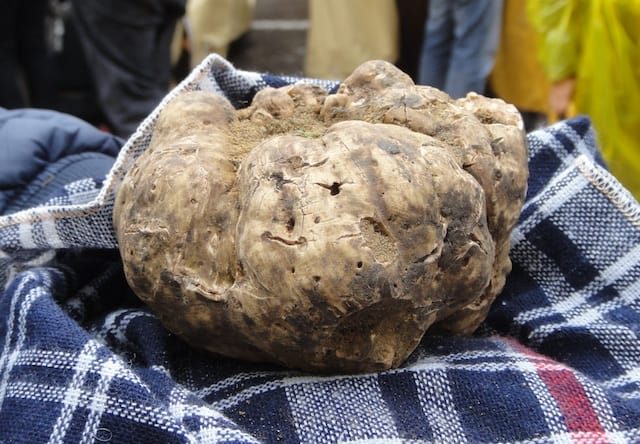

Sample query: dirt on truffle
[227,109,327,161]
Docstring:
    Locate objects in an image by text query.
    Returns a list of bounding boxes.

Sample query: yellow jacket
[490,0,551,115]
[528,0,640,199]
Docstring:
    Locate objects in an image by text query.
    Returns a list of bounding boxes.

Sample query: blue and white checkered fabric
[1,55,640,443]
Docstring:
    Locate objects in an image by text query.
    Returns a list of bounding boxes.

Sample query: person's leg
[152,18,178,94]
[0,0,27,108]
[417,0,454,89]
[70,0,183,137]
[445,0,503,98]
[395,0,429,81]
[18,0,56,108]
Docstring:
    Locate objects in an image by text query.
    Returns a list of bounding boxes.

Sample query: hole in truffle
[291,267,296,274]
[315,181,343,195]
[314,216,321,223]
[190,198,197,204]
[313,276,321,282]
[357,261,363,268]
[286,217,295,232]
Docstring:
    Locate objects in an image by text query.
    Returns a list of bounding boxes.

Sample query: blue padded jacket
[0,107,122,214]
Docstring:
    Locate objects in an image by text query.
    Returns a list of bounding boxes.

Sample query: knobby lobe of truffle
[113,60,528,373]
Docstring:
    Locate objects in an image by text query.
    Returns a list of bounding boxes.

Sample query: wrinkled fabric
[0,55,640,443]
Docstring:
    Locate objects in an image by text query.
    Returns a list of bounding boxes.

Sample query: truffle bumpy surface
[113,61,528,373]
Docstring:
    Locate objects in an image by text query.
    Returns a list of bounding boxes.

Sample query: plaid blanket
[1,55,640,443]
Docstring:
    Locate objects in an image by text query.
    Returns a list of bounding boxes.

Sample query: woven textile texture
[1,55,640,443]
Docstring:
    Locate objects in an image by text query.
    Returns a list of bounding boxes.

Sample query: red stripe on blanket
[505,338,608,441]
[537,369,605,436]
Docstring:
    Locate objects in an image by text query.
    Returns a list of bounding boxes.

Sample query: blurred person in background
[305,0,399,80]
[394,0,429,82]
[186,0,255,69]
[71,0,186,138]
[490,0,550,132]
[0,0,55,109]
[528,0,640,199]
[418,0,503,98]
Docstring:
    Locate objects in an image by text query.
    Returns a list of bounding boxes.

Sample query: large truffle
[113,61,528,373]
